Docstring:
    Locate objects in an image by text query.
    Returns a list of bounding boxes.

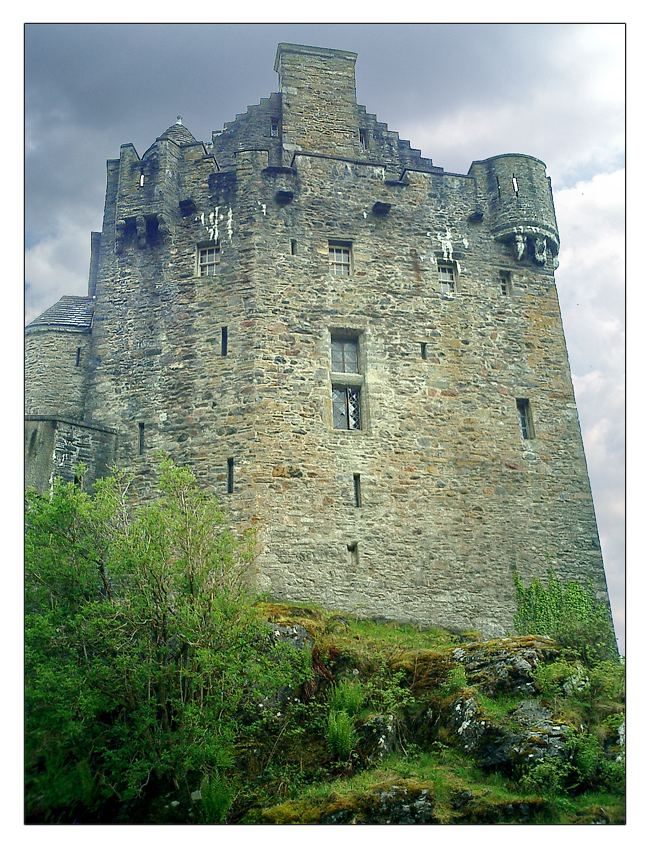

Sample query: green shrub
[329,679,366,717]
[24,459,310,823]
[439,664,468,696]
[513,570,618,665]
[198,774,234,824]
[519,758,570,796]
[533,659,583,699]
[326,710,358,760]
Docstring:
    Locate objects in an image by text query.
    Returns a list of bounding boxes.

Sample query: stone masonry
[25,43,611,635]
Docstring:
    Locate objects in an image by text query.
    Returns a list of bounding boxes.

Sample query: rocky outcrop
[452,636,558,695]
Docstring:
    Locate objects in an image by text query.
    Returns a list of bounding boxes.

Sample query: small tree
[25,460,309,823]
[513,570,618,664]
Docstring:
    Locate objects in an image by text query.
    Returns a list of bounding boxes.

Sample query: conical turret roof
[158,120,196,145]
[26,295,94,333]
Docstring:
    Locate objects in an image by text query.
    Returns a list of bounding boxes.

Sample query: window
[333,386,362,430]
[197,243,220,276]
[329,241,352,277]
[347,541,359,567]
[138,422,145,455]
[290,239,297,256]
[331,333,364,430]
[221,326,228,357]
[139,172,145,187]
[270,117,279,138]
[438,262,456,295]
[359,128,369,149]
[227,457,234,493]
[512,174,519,196]
[331,337,359,373]
[353,474,362,508]
[420,342,428,360]
[75,346,81,366]
[499,270,512,296]
[516,398,534,440]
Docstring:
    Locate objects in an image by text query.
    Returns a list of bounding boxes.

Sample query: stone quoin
[25,43,611,635]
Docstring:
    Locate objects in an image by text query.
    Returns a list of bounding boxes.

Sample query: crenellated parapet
[112,123,219,254]
[470,154,560,269]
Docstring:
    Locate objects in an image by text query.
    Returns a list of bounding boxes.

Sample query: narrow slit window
[347,541,359,567]
[290,239,297,256]
[75,346,81,366]
[496,176,501,199]
[420,342,428,359]
[139,172,145,187]
[270,117,279,138]
[198,243,220,276]
[138,422,145,455]
[353,474,362,508]
[516,399,534,440]
[359,128,369,149]
[227,457,234,493]
[221,326,228,356]
[512,174,519,196]
[329,241,352,277]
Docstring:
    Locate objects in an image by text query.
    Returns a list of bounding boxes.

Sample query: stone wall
[25,329,91,418]
[25,417,116,490]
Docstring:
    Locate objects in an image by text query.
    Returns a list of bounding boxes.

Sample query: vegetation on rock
[25,462,624,824]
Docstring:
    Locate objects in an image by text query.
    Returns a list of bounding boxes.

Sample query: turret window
[197,243,220,276]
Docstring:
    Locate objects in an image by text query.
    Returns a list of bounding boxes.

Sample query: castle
[25,43,610,634]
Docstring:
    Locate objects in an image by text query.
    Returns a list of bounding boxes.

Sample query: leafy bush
[329,679,366,718]
[520,758,571,796]
[24,460,310,823]
[513,570,618,665]
[533,659,584,700]
[326,710,358,760]
[439,664,468,696]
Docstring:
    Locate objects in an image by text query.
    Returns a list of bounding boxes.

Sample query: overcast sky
[24,23,625,649]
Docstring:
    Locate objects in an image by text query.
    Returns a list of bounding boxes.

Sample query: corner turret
[470,154,560,269]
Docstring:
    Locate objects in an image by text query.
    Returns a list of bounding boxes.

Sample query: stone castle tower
[25,43,610,634]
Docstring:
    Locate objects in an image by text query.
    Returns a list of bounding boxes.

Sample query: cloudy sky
[24,23,625,649]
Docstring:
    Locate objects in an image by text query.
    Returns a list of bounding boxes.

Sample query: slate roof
[26,295,94,333]
[158,122,197,146]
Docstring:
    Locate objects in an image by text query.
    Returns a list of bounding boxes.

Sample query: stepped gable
[356,105,439,172]
[26,295,94,333]
[211,92,283,167]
